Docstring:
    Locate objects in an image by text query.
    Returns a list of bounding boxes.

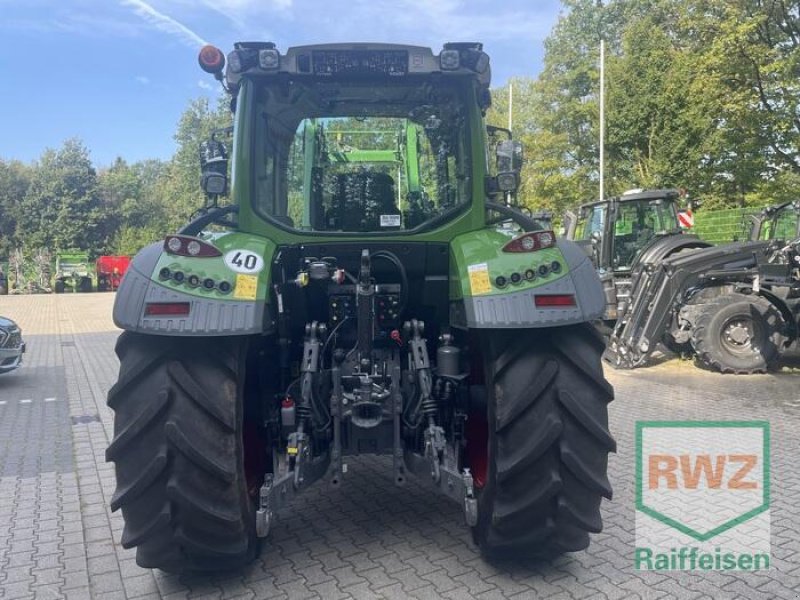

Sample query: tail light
[502,230,556,253]
[145,302,191,316]
[164,235,221,257]
[534,294,576,308]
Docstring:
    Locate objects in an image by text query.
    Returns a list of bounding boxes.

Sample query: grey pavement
[0,293,798,599]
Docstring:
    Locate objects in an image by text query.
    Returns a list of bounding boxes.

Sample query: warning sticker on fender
[234,274,258,300]
[468,263,492,295]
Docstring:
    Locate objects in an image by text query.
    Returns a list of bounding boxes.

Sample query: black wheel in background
[691,293,787,374]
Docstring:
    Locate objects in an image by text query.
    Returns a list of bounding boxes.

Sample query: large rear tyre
[691,293,787,374]
[471,324,615,559]
[106,332,258,573]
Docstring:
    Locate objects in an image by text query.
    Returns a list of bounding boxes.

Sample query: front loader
[106,41,615,573]
[605,201,800,373]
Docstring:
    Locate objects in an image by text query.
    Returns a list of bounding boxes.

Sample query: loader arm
[606,241,771,368]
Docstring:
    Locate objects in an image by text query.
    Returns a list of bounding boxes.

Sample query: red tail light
[502,230,556,253]
[145,302,191,316]
[164,235,221,257]
[534,294,576,307]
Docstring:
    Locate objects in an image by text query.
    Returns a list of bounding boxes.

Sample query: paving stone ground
[0,293,798,599]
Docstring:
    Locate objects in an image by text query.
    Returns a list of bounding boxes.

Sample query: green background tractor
[54,252,94,293]
[106,41,615,573]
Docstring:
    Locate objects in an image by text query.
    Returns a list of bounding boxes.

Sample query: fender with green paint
[448,230,605,328]
[113,231,276,336]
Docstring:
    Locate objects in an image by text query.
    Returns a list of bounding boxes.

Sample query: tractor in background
[54,252,93,293]
[564,189,711,335]
[605,201,800,373]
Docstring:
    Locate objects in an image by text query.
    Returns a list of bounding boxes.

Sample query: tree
[16,139,104,253]
[159,97,232,230]
[0,159,31,260]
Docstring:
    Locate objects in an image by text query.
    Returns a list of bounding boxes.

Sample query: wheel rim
[719,314,763,357]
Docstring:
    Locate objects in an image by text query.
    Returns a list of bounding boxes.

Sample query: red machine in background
[96,256,131,292]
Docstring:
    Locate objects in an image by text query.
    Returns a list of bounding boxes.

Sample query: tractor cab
[565,189,709,323]
[749,200,800,243]
[567,189,684,273]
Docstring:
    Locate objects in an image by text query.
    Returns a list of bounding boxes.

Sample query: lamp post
[508,79,513,132]
[600,39,605,202]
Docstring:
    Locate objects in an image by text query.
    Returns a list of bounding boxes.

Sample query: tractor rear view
[54,252,93,293]
[105,41,615,573]
[606,201,800,373]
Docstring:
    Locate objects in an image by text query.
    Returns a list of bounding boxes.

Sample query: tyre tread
[106,333,255,572]
[474,324,614,558]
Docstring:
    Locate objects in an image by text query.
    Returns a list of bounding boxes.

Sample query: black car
[0,316,25,374]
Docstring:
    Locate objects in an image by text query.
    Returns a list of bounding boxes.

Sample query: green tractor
[106,42,614,572]
[54,252,93,293]
[564,190,710,332]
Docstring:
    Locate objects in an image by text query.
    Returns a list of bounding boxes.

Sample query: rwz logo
[635,421,770,571]
[648,453,758,490]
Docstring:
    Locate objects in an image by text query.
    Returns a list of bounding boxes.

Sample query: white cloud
[121,0,208,48]
[197,79,213,90]
[135,75,150,85]
[340,0,554,44]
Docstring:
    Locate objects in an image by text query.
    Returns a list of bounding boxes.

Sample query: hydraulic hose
[372,250,409,317]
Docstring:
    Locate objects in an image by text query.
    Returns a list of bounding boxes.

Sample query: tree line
[3,0,799,264]
[0,98,231,264]
[487,0,800,213]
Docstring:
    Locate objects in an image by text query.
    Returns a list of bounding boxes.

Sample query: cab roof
[580,189,680,209]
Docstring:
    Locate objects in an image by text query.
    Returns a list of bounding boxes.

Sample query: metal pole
[599,39,605,202]
[508,80,513,132]
[506,80,514,206]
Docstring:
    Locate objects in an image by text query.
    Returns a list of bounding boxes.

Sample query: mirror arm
[486,125,512,140]
[485,201,540,231]
[179,205,239,236]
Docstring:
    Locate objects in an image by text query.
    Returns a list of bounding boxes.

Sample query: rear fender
[113,232,276,336]
[449,230,604,328]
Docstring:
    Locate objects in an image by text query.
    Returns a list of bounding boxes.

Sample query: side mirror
[496,139,523,173]
[200,138,229,197]
[494,139,523,193]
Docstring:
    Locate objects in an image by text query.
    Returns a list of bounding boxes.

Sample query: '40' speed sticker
[224,250,264,274]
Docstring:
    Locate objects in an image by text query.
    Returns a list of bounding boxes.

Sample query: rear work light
[164,235,221,257]
[145,302,191,316]
[502,230,556,253]
[535,294,576,308]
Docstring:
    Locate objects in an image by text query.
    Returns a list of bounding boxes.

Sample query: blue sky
[0,0,563,167]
